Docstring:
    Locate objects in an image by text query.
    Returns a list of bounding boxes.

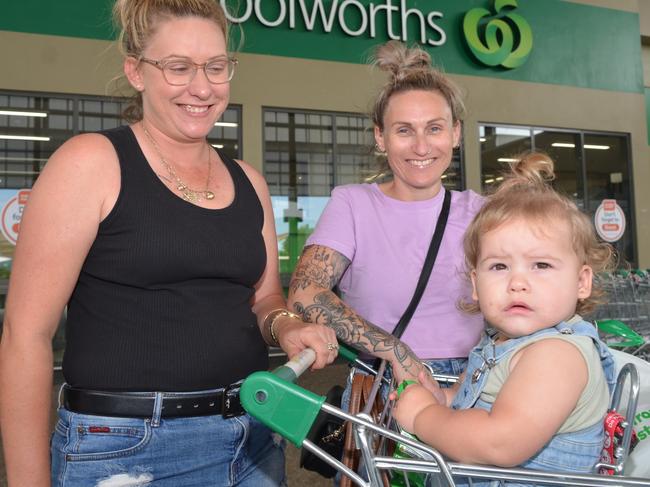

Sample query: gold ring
[326,342,338,351]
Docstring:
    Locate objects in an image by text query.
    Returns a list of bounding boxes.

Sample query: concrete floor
[0,360,349,487]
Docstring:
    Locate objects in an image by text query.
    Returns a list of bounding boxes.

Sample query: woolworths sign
[221,0,532,67]
[463,0,533,68]
[221,0,449,46]
[1,0,642,93]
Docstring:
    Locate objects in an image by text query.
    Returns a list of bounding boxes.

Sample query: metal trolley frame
[241,347,649,487]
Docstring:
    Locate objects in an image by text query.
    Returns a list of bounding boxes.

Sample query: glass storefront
[0,90,242,366]
[479,123,634,264]
[264,108,374,282]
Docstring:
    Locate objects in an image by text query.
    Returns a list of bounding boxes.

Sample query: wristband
[395,379,417,398]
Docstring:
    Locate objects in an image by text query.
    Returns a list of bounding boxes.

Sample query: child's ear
[470,269,479,301]
[577,265,593,299]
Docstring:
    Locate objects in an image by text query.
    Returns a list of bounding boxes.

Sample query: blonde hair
[462,152,615,316]
[368,41,465,180]
[112,0,229,122]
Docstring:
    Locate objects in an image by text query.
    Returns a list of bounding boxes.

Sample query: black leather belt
[62,384,244,419]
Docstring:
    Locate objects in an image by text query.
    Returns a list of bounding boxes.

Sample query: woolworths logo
[463,0,533,69]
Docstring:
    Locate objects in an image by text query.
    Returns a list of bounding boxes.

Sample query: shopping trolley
[241,346,649,487]
[591,272,650,360]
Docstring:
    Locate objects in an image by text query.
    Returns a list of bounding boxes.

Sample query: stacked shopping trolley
[589,270,650,361]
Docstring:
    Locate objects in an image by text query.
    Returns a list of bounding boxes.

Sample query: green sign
[0,0,643,94]
[463,0,532,69]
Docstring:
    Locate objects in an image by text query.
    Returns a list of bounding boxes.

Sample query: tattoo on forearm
[293,291,421,375]
[289,246,350,295]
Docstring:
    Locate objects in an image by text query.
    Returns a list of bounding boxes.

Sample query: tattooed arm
[287,244,426,382]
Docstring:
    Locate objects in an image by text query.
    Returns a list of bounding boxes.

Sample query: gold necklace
[142,124,215,203]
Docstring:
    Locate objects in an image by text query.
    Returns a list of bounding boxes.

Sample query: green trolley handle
[240,343,358,447]
[596,319,645,349]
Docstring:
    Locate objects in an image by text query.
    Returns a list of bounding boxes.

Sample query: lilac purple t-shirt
[306,183,484,359]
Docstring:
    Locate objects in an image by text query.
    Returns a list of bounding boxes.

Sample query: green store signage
[221,0,449,46]
[221,0,534,69]
[0,0,643,93]
[217,0,640,92]
[463,0,532,69]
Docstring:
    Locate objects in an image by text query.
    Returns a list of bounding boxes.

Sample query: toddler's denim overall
[446,318,616,487]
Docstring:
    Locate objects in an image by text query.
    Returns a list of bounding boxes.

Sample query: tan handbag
[340,372,390,487]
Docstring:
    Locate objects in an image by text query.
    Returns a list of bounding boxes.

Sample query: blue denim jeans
[51,405,286,486]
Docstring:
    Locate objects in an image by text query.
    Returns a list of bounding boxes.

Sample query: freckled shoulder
[38,132,121,217]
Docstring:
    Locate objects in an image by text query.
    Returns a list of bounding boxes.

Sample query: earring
[375,144,386,154]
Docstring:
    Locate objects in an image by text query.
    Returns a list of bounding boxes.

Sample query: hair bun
[507,152,555,187]
[374,40,432,81]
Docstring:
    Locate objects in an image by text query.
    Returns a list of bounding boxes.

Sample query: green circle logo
[463,0,533,69]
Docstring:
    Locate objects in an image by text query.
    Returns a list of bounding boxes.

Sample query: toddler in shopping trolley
[392,152,618,480]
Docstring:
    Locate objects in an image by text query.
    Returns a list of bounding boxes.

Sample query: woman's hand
[275,316,339,370]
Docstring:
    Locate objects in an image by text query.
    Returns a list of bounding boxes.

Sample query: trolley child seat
[241,345,650,487]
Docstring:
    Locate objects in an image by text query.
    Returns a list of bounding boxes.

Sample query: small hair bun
[374,40,432,82]
[507,152,555,187]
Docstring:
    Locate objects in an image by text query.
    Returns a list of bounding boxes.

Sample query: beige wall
[2,29,649,265]
[639,0,650,37]
[0,32,124,97]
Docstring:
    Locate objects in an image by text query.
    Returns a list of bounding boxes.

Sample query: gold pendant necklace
[142,124,215,203]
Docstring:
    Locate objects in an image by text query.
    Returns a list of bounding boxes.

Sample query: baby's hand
[417,369,446,405]
[391,382,441,433]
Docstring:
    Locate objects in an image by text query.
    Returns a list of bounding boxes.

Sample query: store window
[479,124,634,264]
[479,126,531,191]
[265,108,466,282]
[0,91,242,366]
[533,130,584,208]
[264,109,371,281]
[584,133,633,261]
[208,105,241,159]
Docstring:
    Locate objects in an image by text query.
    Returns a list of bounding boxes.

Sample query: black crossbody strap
[392,189,452,339]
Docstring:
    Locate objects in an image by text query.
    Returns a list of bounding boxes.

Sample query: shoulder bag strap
[392,189,452,339]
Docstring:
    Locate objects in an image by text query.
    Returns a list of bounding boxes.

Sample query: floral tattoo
[290,245,421,375]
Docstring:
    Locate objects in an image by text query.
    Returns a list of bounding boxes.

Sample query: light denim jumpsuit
[446,318,616,487]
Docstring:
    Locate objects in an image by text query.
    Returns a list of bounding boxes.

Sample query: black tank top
[63,126,268,391]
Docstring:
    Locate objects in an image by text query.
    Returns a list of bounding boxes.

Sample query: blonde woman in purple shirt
[288,41,484,383]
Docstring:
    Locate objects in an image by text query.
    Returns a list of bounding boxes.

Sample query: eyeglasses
[139,57,238,85]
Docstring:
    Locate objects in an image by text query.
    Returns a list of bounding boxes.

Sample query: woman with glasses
[0,1,337,485]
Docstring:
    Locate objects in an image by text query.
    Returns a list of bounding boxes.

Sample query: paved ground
[0,360,348,487]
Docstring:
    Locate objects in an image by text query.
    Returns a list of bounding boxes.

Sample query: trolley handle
[272,343,359,383]
[240,342,359,448]
[272,348,317,382]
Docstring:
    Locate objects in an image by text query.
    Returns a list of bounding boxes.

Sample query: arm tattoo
[293,291,421,375]
[289,245,350,295]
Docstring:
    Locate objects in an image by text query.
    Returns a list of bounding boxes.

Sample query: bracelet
[264,309,301,345]
[395,380,418,398]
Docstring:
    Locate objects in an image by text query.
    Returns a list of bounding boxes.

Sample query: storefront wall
[1,0,648,264]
